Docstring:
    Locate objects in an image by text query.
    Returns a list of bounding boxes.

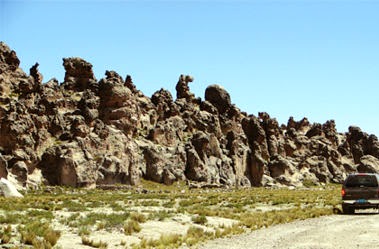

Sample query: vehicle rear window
[345,175,378,188]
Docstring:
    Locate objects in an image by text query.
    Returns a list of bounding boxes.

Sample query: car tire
[342,204,354,214]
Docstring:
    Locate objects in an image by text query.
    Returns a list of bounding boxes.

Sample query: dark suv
[341,173,379,214]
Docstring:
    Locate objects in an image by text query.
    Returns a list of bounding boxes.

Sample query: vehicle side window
[345,175,378,188]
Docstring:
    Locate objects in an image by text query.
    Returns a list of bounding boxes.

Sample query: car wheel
[342,205,354,214]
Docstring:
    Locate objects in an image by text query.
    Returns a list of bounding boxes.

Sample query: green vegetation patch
[0,183,341,248]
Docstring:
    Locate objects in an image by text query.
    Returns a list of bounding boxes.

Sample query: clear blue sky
[1,0,378,136]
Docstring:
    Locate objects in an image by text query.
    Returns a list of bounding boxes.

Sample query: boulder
[62,57,96,90]
[29,62,43,85]
[347,126,366,164]
[124,75,137,93]
[10,161,28,184]
[306,123,323,138]
[205,84,231,114]
[0,155,8,179]
[143,147,185,185]
[185,146,209,182]
[268,155,297,185]
[299,156,332,183]
[99,76,131,109]
[366,135,379,158]
[322,120,338,145]
[176,74,194,100]
[38,143,99,187]
[357,155,379,173]
[151,88,178,120]
[200,100,218,115]
[0,178,23,198]
[287,117,311,134]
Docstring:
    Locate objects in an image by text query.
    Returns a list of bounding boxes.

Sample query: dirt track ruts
[198,212,379,249]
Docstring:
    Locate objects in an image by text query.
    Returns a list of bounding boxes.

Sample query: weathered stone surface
[0,178,23,197]
[143,146,185,185]
[148,116,185,147]
[205,84,231,114]
[0,42,20,72]
[62,57,96,90]
[176,74,194,100]
[152,88,178,120]
[0,41,378,190]
[124,75,137,93]
[0,156,8,179]
[357,155,379,173]
[299,156,332,183]
[347,126,366,164]
[268,155,297,185]
[29,62,43,85]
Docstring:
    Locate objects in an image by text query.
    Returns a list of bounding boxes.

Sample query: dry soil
[198,211,379,249]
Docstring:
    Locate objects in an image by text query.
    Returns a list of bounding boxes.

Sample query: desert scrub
[76,212,130,229]
[137,199,161,207]
[0,225,12,244]
[0,184,340,248]
[184,226,214,247]
[27,209,54,220]
[108,201,125,211]
[63,212,81,227]
[148,210,173,221]
[162,199,176,208]
[0,209,54,228]
[78,226,91,236]
[43,228,61,247]
[61,199,89,212]
[18,221,61,247]
[216,223,245,237]
[240,207,333,230]
[178,196,204,207]
[124,220,141,235]
[134,233,183,249]
[130,212,146,223]
[81,236,108,248]
[139,179,188,192]
[0,213,22,224]
[133,226,214,249]
[191,214,208,225]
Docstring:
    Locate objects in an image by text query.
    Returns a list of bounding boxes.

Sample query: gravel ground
[198,212,379,249]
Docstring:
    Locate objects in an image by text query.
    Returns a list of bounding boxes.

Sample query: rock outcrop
[1,41,378,189]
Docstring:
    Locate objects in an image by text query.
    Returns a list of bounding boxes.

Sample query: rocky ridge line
[1,41,379,189]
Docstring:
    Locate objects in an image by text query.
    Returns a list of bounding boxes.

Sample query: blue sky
[1,0,378,136]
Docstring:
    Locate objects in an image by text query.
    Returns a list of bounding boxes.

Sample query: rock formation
[0,41,378,189]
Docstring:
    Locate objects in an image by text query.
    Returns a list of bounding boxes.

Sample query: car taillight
[341,188,346,197]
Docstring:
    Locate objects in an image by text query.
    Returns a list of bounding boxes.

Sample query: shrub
[148,210,172,221]
[124,220,141,235]
[191,214,207,225]
[18,221,61,247]
[0,225,12,243]
[130,212,146,223]
[43,229,61,246]
[78,226,91,236]
[81,236,108,248]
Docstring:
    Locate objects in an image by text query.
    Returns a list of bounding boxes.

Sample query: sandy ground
[54,213,238,249]
[198,211,379,249]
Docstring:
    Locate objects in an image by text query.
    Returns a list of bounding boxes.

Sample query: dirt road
[198,212,379,249]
